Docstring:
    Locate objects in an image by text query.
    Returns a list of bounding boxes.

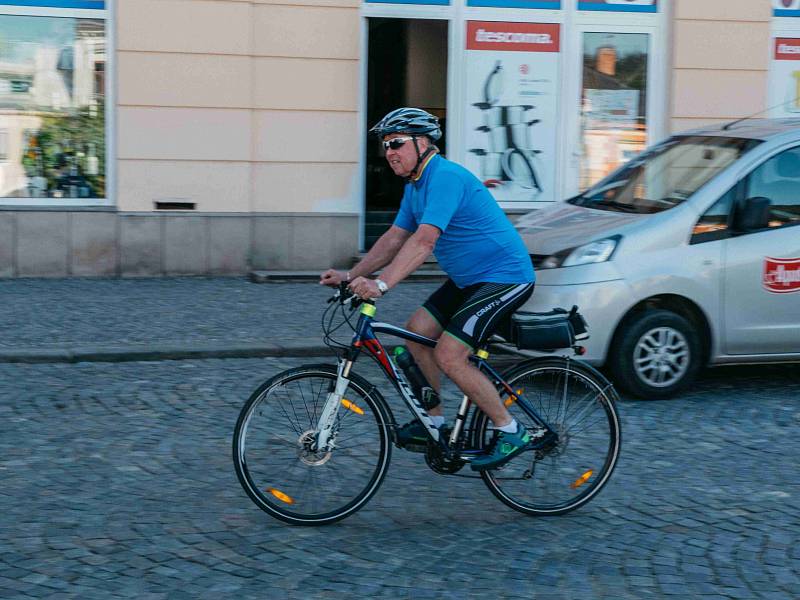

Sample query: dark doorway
[365,18,448,249]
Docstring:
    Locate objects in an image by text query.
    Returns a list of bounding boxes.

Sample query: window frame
[689,180,743,245]
[0,1,112,207]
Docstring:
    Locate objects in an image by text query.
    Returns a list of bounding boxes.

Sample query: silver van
[516,118,800,399]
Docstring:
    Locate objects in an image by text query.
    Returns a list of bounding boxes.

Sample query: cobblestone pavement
[1,356,799,599]
[0,278,440,352]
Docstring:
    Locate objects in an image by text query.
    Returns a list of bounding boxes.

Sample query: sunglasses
[382,136,415,150]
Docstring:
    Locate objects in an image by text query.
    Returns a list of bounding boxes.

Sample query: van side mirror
[735,196,771,232]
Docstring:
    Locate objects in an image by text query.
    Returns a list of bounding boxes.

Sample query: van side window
[690,186,734,244]
[746,146,800,230]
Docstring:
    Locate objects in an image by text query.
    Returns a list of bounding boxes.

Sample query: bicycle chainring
[425,443,466,475]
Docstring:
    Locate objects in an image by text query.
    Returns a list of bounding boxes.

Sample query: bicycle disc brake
[298,429,333,466]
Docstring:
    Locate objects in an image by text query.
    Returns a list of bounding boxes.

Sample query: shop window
[0,12,106,201]
[0,130,8,162]
[579,32,648,190]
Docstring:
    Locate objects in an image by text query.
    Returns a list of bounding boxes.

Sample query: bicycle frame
[315,300,553,455]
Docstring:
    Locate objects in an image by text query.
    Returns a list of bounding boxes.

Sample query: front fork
[315,358,351,451]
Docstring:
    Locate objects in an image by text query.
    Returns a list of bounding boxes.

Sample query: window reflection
[747,147,800,230]
[580,32,648,190]
[0,16,105,199]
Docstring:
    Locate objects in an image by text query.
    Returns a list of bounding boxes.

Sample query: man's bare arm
[320,225,411,286]
[379,224,440,289]
[351,225,412,279]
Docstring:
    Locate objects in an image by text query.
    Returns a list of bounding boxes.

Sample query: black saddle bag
[497,306,589,351]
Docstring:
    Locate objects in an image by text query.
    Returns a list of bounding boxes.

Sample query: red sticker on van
[763,257,800,293]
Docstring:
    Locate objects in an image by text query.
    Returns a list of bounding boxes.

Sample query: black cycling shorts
[422,279,534,350]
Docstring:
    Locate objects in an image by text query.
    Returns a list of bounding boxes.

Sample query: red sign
[775,38,800,60]
[466,22,560,53]
[763,257,800,293]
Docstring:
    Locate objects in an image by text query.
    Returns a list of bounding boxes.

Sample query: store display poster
[464,21,560,207]
[772,38,800,116]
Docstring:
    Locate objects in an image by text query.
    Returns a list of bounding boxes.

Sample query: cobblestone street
[1,356,799,599]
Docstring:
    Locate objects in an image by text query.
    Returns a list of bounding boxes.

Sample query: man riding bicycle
[320,107,543,471]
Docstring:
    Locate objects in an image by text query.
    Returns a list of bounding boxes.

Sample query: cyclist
[320,107,545,470]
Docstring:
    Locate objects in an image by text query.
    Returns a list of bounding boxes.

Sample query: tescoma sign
[464,21,560,207]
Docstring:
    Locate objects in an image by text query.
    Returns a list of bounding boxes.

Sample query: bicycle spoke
[270,389,304,436]
[234,369,390,524]
[478,360,620,516]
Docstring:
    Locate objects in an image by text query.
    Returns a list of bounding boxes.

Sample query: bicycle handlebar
[327,282,375,310]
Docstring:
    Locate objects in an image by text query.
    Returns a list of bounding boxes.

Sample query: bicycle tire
[232,364,393,525]
[474,357,621,516]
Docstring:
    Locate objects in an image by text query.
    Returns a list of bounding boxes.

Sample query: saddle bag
[500,306,589,351]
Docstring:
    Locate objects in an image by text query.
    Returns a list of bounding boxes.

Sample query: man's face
[383,133,428,178]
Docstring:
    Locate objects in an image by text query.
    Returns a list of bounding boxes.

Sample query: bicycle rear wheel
[475,357,621,516]
[232,364,392,525]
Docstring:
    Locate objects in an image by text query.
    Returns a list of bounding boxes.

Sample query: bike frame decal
[356,319,440,443]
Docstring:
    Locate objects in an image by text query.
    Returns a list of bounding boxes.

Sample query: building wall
[0,209,358,277]
[0,1,784,277]
[670,0,771,133]
[116,0,361,216]
[0,0,363,277]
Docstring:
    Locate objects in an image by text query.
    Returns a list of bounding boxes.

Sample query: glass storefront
[0,1,107,203]
[361,0,664,214]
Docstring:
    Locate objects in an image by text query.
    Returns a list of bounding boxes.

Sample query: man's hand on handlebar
[348,276,383,300]
[319,269,348,287]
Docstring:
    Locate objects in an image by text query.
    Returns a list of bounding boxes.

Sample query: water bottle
[392,346,441,410]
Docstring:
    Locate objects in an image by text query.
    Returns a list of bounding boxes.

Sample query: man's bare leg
[404,308,444,417]
[433,333,512,427]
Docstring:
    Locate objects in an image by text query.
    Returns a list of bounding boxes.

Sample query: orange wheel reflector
[570,470,594,489]
[341,399,364,415]
[504,389,523,407]
[267,488,294,504]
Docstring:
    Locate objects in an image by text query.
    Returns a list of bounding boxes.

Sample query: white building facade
[0,0,778,277]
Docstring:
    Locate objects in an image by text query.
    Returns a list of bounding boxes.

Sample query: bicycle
[232,284,621,525]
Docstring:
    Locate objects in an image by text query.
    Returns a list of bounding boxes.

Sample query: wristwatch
[375,279,389,294]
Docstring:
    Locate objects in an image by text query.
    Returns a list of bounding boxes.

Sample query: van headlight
[538,237,619,269]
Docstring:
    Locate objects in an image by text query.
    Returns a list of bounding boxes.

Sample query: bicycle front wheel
[475,357,621,516]
[232,364,392,525]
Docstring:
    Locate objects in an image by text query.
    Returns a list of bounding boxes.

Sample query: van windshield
[568,135,761,214]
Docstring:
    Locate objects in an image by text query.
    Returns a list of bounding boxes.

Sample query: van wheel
[609,309,702,399]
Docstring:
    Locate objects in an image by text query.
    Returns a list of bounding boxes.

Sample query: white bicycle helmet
[369,107,442,141]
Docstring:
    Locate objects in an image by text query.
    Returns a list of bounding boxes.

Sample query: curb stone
[0,342,335,365]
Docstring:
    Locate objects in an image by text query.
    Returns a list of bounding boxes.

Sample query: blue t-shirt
[393,154,535,288]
